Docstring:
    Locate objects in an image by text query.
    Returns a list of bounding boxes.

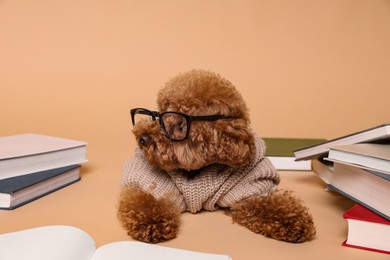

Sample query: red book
[343,204,390,254]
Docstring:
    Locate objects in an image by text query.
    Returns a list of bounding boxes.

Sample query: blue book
[0,165,80,209]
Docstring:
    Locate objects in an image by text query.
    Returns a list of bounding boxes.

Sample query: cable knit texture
[121,134,280,213]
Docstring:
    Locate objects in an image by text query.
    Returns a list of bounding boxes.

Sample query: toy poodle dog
[118,69,316,244]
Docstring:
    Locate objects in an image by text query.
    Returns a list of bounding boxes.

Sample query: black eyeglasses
[130,108,238,141]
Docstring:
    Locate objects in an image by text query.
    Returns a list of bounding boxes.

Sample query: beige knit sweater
[121,134,280,213]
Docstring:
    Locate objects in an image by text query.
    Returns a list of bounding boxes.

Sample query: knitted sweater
[121,134,280,213]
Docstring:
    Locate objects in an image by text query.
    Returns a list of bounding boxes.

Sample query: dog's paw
[128,216,179,243]
[117,185,181,243]
[229,190,316,243]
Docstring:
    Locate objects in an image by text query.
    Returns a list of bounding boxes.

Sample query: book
[294,123,390,161]
[326,143,390,174]
[0,133,87,180]
[0,225,232,260]
[0,165,81,210]
[263,137,326,171]
[328,162,390,220]
[311,159,333,185]
[342,204,390,254]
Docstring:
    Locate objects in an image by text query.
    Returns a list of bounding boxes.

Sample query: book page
[0,226,231,260]
[92,241,231,260]
[0,226,96,260]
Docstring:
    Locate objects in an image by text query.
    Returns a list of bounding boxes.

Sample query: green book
[263,138,326,171]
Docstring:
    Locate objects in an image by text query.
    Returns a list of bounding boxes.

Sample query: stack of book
[293,123,390,254]
[0,133,87,210]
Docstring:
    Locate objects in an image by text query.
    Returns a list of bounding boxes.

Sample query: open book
[0,225,232,260]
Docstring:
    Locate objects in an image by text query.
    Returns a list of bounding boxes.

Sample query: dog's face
[132,70,256,171]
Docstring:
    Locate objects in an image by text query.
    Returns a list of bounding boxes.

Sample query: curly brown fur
[157,70,250,120]
[133,70,256,171]
[117,185,181,243]
[229,190,316,243]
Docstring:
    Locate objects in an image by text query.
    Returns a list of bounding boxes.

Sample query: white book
[0,133,87,180]
[266,156,312,171]
[328,162,390,220]
[311,159,334,185]
[0,225,232,260]
[326,143,390,174]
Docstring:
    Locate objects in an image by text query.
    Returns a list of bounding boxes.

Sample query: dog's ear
[211,118,256,168]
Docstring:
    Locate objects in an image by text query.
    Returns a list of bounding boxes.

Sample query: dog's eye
[169,120,187,139]
[167,120,184,135]
[162,113,188,140]
[176,120,185,132]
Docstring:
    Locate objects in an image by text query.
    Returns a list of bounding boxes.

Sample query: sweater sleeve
[120,148,187,212]
[216,134,280,208]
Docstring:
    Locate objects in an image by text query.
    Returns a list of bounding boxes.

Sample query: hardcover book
[0,133,87,180]
[263,137,326,171]
[311,159,333,185]
[0,225,232,260]
[343,204,390,254]
[326,143,390,174]
[328,162,390,220]
[0,165,81,209]
[294,123,390,161]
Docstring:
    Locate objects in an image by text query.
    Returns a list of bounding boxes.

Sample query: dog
[118,69,316,243]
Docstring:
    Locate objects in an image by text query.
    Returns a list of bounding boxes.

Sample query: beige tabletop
[1,157,388,260]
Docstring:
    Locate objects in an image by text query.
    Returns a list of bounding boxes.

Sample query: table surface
[0,158,388,260]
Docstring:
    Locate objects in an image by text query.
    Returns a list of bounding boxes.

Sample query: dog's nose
[139,134,152,147]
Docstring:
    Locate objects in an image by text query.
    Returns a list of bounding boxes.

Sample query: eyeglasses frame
[130,108,238,141]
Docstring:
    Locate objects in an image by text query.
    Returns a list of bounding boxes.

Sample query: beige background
[0,1,389,259]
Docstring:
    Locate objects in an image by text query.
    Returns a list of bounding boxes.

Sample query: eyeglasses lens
[161,113,188,140]
[133,110,154,125]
